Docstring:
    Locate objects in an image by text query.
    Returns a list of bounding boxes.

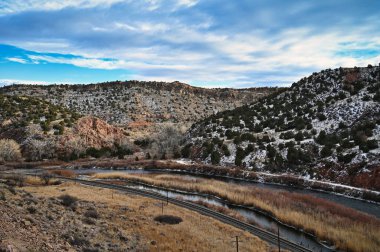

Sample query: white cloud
[0,0,125,14]
[176,0,198,8]
[22,25,380,87]
[0,0,198,14]
[27,54,196,71]
[1,1,379,87]
[6,57,27,63]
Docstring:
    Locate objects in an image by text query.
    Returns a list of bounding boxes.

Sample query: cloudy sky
[0,0,379,87]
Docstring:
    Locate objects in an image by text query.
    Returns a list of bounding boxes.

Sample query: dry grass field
[22,180,271,252]
[92,172,380,252]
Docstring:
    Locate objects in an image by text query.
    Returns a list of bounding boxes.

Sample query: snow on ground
[256,171,380,194]
[174,159,194,165]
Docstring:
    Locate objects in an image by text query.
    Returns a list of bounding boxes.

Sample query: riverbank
[91,172,380,252]
[2,158,380,203]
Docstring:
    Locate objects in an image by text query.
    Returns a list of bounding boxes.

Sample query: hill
[184,65,380,189]
[0,81,279,136]
[0,95,130,161]
[0,94,80,137]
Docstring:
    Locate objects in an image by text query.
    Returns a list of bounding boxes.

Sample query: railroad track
[52,176,312,252]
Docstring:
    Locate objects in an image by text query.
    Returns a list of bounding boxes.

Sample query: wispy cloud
[0,0,379,87]
[6,57,27,63]
[0,0,125,14]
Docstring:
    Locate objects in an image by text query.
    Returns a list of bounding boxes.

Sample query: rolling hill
[184,65,380,188]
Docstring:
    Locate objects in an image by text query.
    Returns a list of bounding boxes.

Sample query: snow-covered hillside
[184,65,380,189]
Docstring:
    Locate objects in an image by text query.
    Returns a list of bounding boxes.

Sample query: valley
[1,65,380,252]
[2,1,379,251]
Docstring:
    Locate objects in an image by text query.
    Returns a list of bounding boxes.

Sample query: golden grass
[24,175,59,186]
[23,182,269,252]
[24,176,43,185]
[92,172,380,252]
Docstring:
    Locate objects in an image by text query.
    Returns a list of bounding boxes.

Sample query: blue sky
[0,0,379,88]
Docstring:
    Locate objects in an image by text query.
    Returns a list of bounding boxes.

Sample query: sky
[0,0,380,88]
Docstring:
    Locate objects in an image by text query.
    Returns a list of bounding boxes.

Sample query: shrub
[367,139,378,150]
[317,113,327,121]
[294,131,304,141]
[82,217,96,225]
[235,147,246,166]
[173,150,181,159]
[287,146,299,164]
[320,146,333,158]
[181,143,193,158]
[154,215,183,224]
[41,172,52,185]
[84,208,99,219]
[211,151,221,165]
[233,135,241,145]
[85,147,113,158]
[338,153,356,163]
[266,145,277,159]
[27,206,37,214]
[241,133,255,142]
[338,122,346,129]
[221,144,230,156]
[133,138,150,147]
[58,194,78,207]
[66,233,90,247]
[373,91,380,102]
[340,139,354,149]
[280,131,294,140]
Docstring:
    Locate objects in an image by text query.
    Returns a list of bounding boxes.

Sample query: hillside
[0,94,81,137]
[0,95,131,161]
[0,81,279,128]
[184,65,380,188]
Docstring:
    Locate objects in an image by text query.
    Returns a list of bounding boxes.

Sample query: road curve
[52,176,312,252]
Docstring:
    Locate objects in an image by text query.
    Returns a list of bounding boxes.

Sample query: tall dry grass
[93,172,380,252]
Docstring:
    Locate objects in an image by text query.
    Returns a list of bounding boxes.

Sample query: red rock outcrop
[76,116,127,148]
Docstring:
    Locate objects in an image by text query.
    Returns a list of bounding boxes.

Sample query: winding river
[74,168,380,218]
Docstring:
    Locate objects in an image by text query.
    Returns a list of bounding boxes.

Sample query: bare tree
[0,139,22,162]
[61,137,87,157]
[150,124,184,158]
[22,138,56,161]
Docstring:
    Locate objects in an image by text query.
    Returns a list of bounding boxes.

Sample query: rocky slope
[184,65,380,188]
[0,81,279,127]
[0,95,131,161]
